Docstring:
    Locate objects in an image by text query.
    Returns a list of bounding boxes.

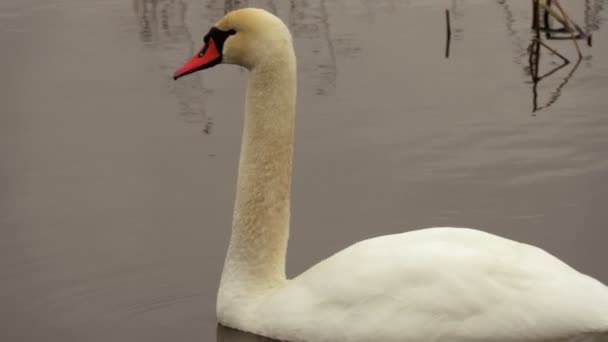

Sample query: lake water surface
[1,0,607,341]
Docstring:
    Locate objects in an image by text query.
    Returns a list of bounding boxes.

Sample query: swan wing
[259,228,608,342]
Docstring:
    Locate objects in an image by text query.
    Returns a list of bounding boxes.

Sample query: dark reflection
[263,0,277,15]
[203,117,214,135]
[288,0,338,95]
[133,0,209,125]
[445,9,451,59]
[496,0,529,66]
[216,324,281,342]
[528,40,582,113]
[441,0,463,59]
[449,0,464,41]
[318,0,337,95]
[499,0,606,112]
[539,1,587,41]
[585,0,605,33]
[527,0,589,113]
[224,0,249,13]
[583,0,606,64]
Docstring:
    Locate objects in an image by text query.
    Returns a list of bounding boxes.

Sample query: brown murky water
[2,0,607,341]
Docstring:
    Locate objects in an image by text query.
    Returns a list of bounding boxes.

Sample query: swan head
[173,8,292,80]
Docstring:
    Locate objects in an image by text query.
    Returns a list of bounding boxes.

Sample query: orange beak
[173,37,221,80]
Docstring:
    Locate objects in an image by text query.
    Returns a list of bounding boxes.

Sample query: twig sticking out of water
[532,0,539,29]
[552,0,583,58]
[537,0,586,57]
[538,1,572,32]
[445,9,451,58]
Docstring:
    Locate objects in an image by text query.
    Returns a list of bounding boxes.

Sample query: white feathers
[256,228,608,341]
[200,8,608,342]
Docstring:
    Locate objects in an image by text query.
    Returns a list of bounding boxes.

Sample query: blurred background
[1,0,607,341]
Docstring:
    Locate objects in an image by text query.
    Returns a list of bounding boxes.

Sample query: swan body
[173,8,608,342]
[257,228,608,342]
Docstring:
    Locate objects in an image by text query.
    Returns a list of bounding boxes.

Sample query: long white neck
[218,46,297,307]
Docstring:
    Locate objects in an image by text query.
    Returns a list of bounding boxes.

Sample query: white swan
[173,8,608,342]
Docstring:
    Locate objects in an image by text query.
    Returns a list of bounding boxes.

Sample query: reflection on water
[528,39,583,113]
[497,0,606,112]
[527,0,588,113]
[134,0,211,126]
[2,1,608,342]
[288,0,338,95]
[449,0,465,41]
[224,0,250,13]
[133,0,347,118]
[585,0,605,33]
[497,0,529,66]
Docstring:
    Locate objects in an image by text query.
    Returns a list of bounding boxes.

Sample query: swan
[173,8,608,342]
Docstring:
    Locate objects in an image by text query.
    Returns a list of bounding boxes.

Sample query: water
[1,0,607,341]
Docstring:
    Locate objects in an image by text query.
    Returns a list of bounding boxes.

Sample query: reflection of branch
[288,0,338,95]
[528,0,588,113]
[530,39,570,80]
[540,56,582,111]
[529,28,540,112]
[528,33,582,113]
[224,0,249,13]
[584,0,605,34]
[536,39,569,66]
[450,0,464,40]
[540,0,587,56]
[583,0,605,47]
[496,0,528,66]
[320,0,337,91]
[133,0,209,125]
[136,0,158,42]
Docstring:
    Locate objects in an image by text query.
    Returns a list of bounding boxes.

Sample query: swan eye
[198,27,237,58]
